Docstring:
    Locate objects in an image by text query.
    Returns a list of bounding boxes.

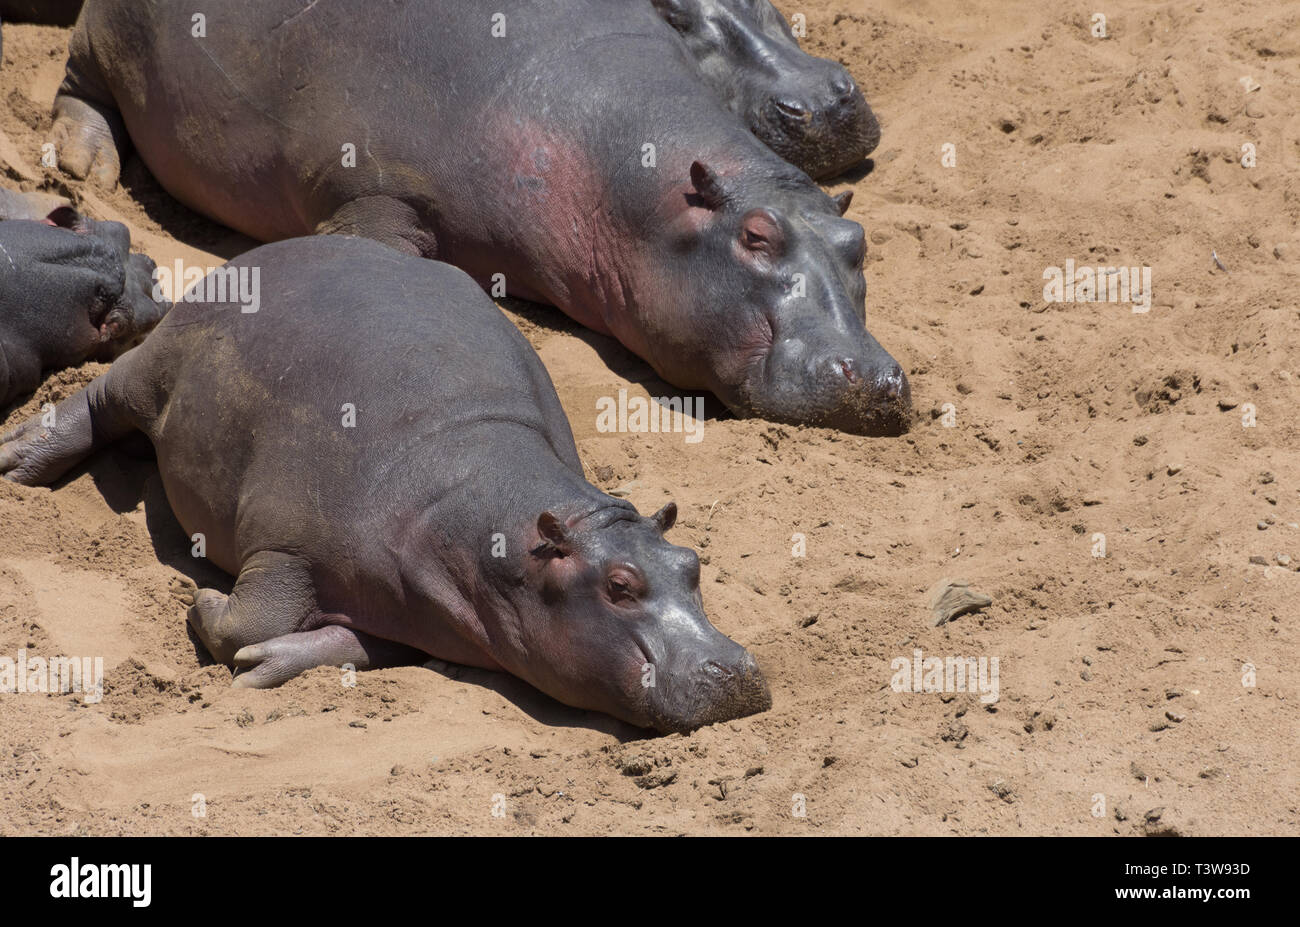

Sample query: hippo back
[136,235,583,573]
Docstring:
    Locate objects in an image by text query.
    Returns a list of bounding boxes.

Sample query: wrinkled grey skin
[52,0,911,435]
[0,236,771,734]
[0,204,166,407]
[651,0,880,180]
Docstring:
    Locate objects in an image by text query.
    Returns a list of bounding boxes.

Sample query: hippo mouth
[644,652,772,734]
[727,340,913,436]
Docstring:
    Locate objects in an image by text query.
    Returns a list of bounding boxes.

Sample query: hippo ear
[689,161,728,210]
[651,501,678,533]
[44,206,87,232]
[832,191,854,216]
[536,511,572,555]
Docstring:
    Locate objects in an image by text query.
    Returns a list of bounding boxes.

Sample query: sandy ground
[0,0,1297,836]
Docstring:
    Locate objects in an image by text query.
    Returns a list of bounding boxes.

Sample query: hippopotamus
[0,203,166,408]
[14,0,878,180]
[650,0,880,180]
[51,0,911,435]
[0,235,772,733]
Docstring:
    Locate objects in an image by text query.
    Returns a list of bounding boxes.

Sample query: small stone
[1249,555,1268,565]
[927,578,992,626]
[1257,521,1269,531]
[1165,710,1185,723]
[1277,553,1292,567]
[988,779,1016,803]
[1217,397,1238,411]
[900,757,919,768]
[1129,761,1146,781]
[1167,464,1182,476]
[1144,807,1165,823]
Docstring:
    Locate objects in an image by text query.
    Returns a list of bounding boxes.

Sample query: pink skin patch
[472,111,690,368]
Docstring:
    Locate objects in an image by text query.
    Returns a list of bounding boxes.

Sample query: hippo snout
[649,641,772,734]
[756,64,879,180]
[817,352,911,435]
[746,338,912,436]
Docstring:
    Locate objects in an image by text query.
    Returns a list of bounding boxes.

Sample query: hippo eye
[606,568,645,604]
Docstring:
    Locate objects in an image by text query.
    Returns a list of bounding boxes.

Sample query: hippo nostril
[773,98,812,123]
[703,660,734,682]
[830,75,857,102]
[884,364,903,399]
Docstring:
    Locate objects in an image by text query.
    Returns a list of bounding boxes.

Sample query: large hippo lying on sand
[53,0,910,435]
[7,0,878,180]
[0,203,165,407]
[651,0,879,180]
[0,235,772,734]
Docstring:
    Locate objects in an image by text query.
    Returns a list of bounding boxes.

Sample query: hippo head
[7,207,169,362]
[644,160,910,435]
[519,500,770,734]
[652,0,880,179]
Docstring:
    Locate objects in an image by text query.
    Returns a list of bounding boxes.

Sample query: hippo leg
[50,93,128,188]
[314,196,439,259]
[0,370,135,485]
[186,551,426,686]
[185,551,319,666]
[231,626,427,689]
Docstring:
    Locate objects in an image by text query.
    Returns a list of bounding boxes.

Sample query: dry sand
[0,0,1296,835]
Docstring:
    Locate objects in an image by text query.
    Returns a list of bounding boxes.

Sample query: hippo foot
[230,626,426,689]
[229,629,352,689]
[0,390,97,486]
[51,94,125,188]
